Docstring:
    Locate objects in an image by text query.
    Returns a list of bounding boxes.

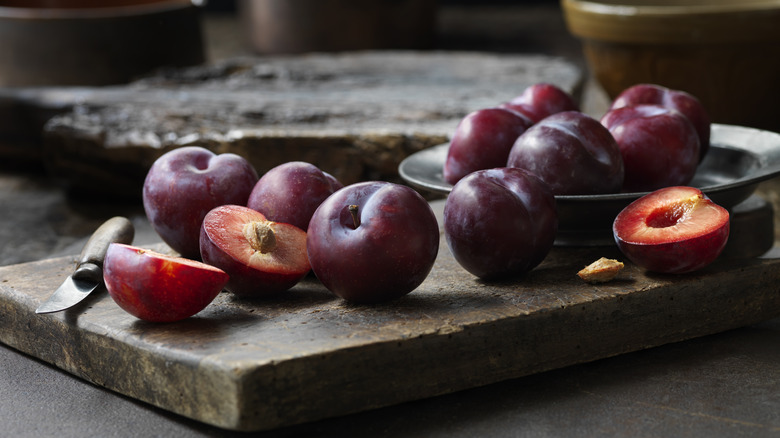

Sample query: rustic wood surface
[0,52,581,199]
[1,198,779,432]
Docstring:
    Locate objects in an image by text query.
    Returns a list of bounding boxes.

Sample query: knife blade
[35,216,135,314]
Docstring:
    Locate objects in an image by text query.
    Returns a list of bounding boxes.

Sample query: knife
[35,216,135,314]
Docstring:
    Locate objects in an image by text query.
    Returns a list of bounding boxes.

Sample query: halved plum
[613,186,730,274]
[200,205,310,297]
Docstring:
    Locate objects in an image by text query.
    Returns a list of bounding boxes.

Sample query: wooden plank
[1,220,780,431]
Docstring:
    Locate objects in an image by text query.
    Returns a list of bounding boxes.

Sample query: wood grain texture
[0,52,582,198]
[2,231,780,431]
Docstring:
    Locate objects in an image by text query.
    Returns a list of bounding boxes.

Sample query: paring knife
[35,216,135,314]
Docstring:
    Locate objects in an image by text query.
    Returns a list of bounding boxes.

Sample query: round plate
[399,124,780,245]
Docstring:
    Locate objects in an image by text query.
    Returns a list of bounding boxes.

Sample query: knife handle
[72,216,135,283]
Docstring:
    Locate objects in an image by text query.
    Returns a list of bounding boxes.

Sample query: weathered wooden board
[0,52,582,198]
[1,207,780,432]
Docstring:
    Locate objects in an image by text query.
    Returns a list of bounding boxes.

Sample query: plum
[143,146,258,259]
[443,107,533,185]
[200,205,310,297]
[610,83,710,160]
[443,167,557,279]
[601,104,700,193]
[499,82,579,123]
[247,161,343,231]
[613,186,729,274]
[307,181,439,303]
[506,111,624,195]
[103,243,228,322]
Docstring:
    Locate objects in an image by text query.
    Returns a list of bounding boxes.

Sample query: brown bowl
[561,0,780,132]
[237,0,438,54]
[0,0,204,86]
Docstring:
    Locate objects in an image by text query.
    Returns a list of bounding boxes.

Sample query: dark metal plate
[399,124,780,245]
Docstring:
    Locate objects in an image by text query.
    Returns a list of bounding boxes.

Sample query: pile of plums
[106,150,440,322]
[442,83,729,280]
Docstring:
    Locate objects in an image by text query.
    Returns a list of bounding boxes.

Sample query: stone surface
[0,52,582,199]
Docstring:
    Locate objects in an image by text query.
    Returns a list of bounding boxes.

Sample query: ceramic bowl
[561,0,780,132]
[0,0,204,86]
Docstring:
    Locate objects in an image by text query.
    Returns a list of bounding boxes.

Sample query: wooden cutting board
[1,200,779,432]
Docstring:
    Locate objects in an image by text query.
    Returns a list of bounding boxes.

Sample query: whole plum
[143,146,258,259]
[444,167,557,279]
[601,104,700,193]
[247,161,343,231]
[610,84,710,160]
[443,107,533,185]
[307,181,439,303]
[506,111,624,195]
[499,82,579,123]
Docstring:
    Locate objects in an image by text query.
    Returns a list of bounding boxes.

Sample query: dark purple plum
[247,161,343,231]
[610,83,710,160]
[443,107,533,185]
[499,82,579,123]
[143,146,258,259]
[601,104,700,193]
[307,181,439,303]
[506,111,624,195]
[443,167,557,279]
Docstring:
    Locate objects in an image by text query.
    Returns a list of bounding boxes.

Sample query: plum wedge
[103,243,228,322]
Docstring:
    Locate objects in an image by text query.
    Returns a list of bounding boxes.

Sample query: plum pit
[244,221,277,253]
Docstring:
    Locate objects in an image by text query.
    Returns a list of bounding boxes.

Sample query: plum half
[613,186,730,274]
[200,205,310,297]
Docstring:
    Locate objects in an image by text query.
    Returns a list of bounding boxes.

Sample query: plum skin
[507,111,624,195]
[443,167,558,279]
[613,186,730,274]
[247,161,343,231]
[143,146,258,259]
[443,107,533,185]
[200,205,310,298]
[307,181,440,303]
[103,243,228,322]
[601,104,700,193]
